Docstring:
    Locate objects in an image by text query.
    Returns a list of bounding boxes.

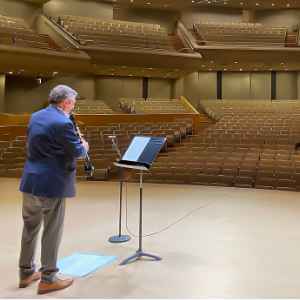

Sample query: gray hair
[48,85,78,104]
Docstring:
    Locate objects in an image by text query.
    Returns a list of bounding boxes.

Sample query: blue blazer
[20,105,86,198]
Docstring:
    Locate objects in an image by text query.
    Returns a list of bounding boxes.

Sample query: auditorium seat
[140,100,300,191]
[51,15,177,52]
[74,100,115,114]
[119,98,192,114]
[0,14,63,51]
[193,21,288,47]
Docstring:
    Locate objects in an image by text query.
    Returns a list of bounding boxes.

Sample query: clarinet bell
[85,164,95,177]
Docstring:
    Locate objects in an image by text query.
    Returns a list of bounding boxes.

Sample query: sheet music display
[117,136,166,169]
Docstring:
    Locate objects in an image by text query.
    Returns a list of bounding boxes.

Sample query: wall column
[276,72,297,100]
[172,78,184,99]
[0,74,5,112]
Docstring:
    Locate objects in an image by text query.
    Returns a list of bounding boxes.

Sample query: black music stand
[114,136,166,265]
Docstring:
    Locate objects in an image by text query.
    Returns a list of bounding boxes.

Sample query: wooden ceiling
[22,0,300,9]
[114,0,300,10]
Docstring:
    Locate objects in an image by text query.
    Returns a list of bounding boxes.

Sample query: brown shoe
[19,272,41,288]
[37,277,74,295]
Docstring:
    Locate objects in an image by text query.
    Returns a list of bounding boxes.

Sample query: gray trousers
[19,193,66,282]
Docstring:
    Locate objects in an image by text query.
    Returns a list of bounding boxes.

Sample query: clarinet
[69,114,95,177]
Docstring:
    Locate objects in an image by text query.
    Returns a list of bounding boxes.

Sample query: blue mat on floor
[58,252,117,277]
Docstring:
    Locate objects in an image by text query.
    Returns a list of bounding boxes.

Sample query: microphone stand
[108,136,131,243]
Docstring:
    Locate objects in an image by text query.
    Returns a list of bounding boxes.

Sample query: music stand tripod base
[108,235,131,243]
[120,250,162,265]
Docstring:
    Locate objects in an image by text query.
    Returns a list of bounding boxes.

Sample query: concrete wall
[222,72,271,100]
[5,75,179,113]
[0,75,5,113]
[182,71,271,102]
[6,71,300,114]
[173,78,184,99]
[43,0,113,19]
[183,72,217,105]
[148,79,172,99]
[180,7,242,28]
[249,72,271,100]
[95,76,142,110]
[297,74,300,100]
[276,72,298,100]
[223,72,251,99]
[181,71,299,102]
[5,75,95,113]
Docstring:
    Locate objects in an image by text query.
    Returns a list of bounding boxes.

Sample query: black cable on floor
[124,180,214,238]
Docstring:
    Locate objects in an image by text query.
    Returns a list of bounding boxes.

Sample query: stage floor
[1,177,300,298]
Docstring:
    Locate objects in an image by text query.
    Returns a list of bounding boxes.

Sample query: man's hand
[81,138,89,153]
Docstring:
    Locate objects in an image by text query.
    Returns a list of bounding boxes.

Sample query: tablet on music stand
[114,136,166,170]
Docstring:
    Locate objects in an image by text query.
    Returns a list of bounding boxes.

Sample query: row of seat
[53,15,176,52]
[119,98,191,114]
[73,100,115,114]
[139,100,300,191]
[0,119,194,181]
[0,14,62,51]
[199,100,300,120]
[193,22,288,47]
[59,15,164,31]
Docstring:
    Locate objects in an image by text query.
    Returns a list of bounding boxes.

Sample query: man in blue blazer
[18,85,89,294]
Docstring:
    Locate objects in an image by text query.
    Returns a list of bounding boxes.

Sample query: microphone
[108,135,121,159]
